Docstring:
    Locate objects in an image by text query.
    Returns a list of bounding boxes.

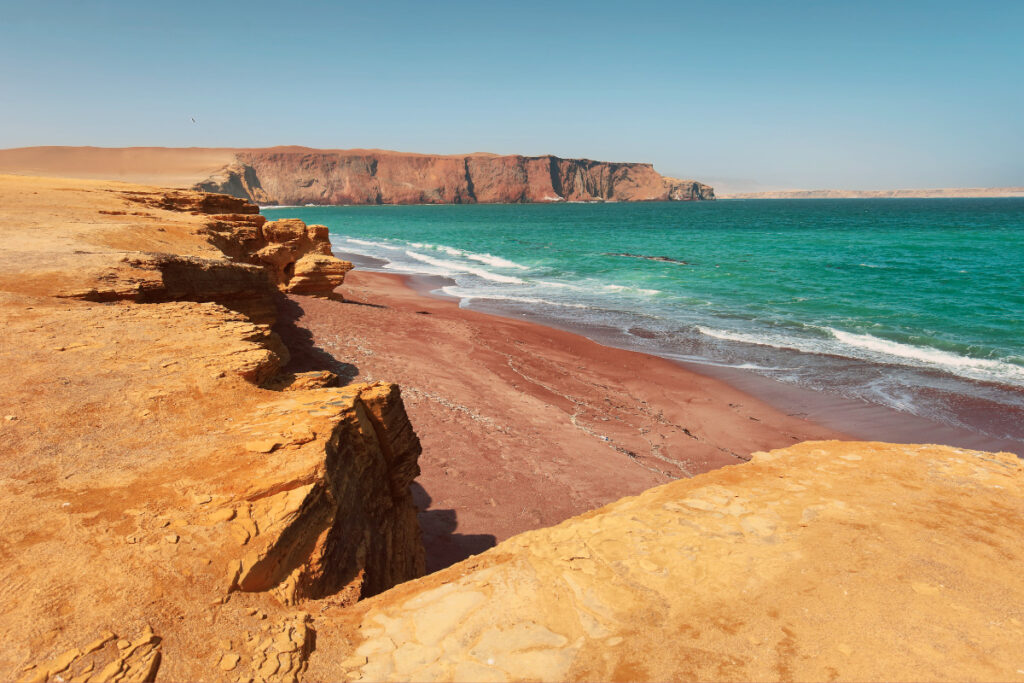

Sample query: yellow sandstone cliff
[314,440,1022,682]
[1,176,1021,682]
[0,176,421,682]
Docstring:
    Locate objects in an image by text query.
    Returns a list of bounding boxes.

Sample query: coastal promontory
[0,146,715,205]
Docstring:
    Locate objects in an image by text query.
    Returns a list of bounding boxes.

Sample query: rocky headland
[1,175,1020,682]
[0,146,714,205]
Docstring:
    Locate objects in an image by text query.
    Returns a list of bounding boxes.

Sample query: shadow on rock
[411,482,497,574]
[273,294,359,384]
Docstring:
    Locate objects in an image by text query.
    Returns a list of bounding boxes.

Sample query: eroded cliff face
[195,148,715,205]
[0,175,422,682]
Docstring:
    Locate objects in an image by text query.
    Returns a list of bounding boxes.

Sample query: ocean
[262,199,1024,449]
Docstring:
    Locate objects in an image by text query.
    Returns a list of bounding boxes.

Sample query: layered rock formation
[0,175,422,682]
[196,148,715,205]
[0,146,714,205]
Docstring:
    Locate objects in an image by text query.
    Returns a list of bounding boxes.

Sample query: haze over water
[265,198,1024,447]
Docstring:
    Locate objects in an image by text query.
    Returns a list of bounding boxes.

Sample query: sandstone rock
[286,253,353,294]
[247,218,352,295]
[120,187,258,215]
[219,653,240,670]
[325,441,1023,682]
[663,176,715,200]
[264,370,340,392]
[0,176,426,682]
[226,383,424,605]
[20,626,161,683]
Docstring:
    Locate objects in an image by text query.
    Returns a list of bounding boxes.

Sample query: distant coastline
[719,187,1024,199]
[0,145,714,205]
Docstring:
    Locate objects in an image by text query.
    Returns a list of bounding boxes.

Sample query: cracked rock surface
[311,441,1023,682]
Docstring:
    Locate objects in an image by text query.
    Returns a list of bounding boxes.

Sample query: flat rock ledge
[316,441,1022,682]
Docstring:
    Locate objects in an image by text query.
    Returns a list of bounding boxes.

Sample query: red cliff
[195,147,715,205]
[0,146,714,205]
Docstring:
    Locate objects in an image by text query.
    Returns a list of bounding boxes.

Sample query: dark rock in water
[605,253,691,265]
[628,326,659,339]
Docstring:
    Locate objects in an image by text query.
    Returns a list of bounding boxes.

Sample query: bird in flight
[190,117,197,124]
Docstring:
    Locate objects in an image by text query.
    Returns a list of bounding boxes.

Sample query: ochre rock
[313,441,1023,682]
[253,218,353,293]
[115,191,353,297]
[224,382,425,606]
[0,175,422,682]
[18,626,161,683]
[263,370,340,392]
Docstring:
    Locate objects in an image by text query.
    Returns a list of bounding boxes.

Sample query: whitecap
[343,237,403,250]
[827,328,1024,384]
[407,242,530,270]
[442,287,590,309]
[404,251,525,284]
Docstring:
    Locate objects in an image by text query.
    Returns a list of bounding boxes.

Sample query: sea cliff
[196,148,715,205]
[0,146,714,205]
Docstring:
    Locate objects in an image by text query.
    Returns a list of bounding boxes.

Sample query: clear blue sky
[2,0,1021,191]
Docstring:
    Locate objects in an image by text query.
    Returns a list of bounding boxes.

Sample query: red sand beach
[278,270,845,571]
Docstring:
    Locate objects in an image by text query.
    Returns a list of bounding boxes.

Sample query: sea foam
[408,242,530,270]
[827,328,1024,385]
[404,250,525,284]
[697,325,1024,387]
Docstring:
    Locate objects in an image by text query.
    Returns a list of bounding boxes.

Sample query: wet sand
[278,270,844,572]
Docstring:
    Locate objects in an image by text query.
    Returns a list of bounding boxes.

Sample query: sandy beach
[278,270,844,571]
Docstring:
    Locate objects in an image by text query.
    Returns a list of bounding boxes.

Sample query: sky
[1,0,1021,192]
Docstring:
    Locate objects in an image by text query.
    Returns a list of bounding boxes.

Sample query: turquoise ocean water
[263,199,1024,445]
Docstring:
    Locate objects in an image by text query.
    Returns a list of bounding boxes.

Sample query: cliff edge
[0,175,424,682]
[314,440,1023,682]
[197,148,715,205]
[0,146,714,205]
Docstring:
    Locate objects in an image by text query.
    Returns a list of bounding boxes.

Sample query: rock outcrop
[0,175,422,682]
[196,148,715,205]
[27,185,353,322]
[312,441,1023,682]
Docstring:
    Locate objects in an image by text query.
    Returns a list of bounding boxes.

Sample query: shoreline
[338,251,1023,457]
[281,269,850,571]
